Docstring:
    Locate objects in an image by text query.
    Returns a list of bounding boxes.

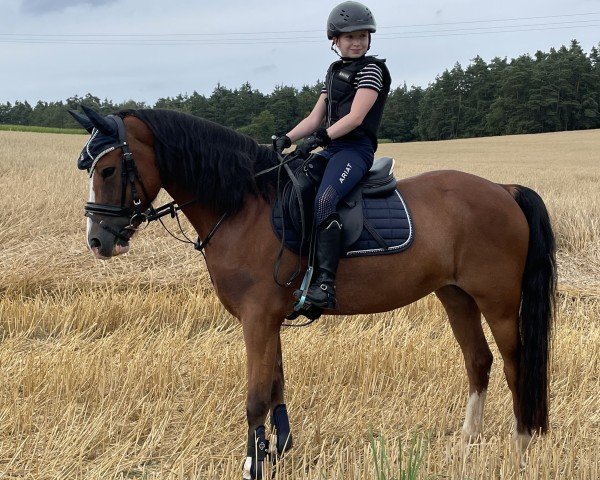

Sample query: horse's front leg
[242,316,280,480]
[269,333,293,457]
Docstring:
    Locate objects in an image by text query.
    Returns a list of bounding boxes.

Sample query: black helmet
[327,1,376,40]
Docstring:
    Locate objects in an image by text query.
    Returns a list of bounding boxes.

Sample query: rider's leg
[305,139,373,308]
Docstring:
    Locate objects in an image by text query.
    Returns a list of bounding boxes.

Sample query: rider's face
[335,30,369,58]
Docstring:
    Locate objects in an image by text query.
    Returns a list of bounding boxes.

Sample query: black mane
[119,108,280,215]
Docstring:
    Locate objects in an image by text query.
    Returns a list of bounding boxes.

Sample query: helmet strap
[331,41,342,59]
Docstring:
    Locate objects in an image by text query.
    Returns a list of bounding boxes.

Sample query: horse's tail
[510,185,557,433]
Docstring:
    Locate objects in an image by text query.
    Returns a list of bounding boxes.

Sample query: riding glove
[272,134,292,154]
[296,128,331,158]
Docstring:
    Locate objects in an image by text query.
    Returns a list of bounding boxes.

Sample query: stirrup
[293,266,314,312]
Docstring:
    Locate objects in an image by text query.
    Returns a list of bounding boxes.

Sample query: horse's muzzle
[87,216,132,259]
[89,237,130,259]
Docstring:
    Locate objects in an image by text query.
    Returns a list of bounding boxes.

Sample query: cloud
[252,64,277,74]
[20,0,118,15]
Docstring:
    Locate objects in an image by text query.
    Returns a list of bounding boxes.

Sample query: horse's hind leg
[436,286,493,442]
[269,333,293,455]
[474,291,531,465]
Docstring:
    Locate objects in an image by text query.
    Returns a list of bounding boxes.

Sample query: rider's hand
[295,128,331,158]
[272,134,292,154]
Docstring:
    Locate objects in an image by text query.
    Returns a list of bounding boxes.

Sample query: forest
[1,40,598,143]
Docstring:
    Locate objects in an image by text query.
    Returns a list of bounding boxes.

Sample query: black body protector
[324,55,391,149]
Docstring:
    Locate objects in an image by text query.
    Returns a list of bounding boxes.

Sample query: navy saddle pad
[271,184,414,258]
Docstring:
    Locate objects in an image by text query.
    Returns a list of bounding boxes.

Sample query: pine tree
[380,83,422,142]
[268,85,299,135]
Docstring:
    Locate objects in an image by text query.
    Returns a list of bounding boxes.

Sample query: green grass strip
[370,428,431,480]
[0,124,85,134]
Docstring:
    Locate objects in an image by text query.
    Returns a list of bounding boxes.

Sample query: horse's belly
[333,253,447,315]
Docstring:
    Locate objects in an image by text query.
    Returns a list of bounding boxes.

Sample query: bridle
[85,114,200,246]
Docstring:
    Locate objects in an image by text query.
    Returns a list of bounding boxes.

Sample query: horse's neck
[163,179,291,319]
[163,183,270,254]
[163,183,219,239]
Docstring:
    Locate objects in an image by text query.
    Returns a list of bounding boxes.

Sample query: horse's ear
[80,104,116,136]
[68,109,94,133]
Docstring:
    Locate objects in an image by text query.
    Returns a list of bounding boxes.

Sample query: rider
[274,1,391,310]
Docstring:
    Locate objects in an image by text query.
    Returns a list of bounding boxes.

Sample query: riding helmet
[326,1,376,39]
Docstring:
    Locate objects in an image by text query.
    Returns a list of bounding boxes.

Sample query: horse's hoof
[512,431,532,469]
[242,457,252,479]
[242,456,264,480]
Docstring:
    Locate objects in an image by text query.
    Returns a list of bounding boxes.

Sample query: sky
[1,0,599,105]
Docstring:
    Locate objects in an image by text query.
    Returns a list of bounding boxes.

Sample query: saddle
[273,154,413,256]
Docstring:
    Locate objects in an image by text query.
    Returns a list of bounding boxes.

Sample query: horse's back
[334,169,529,314]
[398,169,513,200]
[397,169,527,233]
[397,169,529,297]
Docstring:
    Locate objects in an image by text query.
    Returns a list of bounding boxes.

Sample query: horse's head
[70,106,161,259]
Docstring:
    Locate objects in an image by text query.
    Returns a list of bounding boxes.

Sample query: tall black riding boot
[304,215,342,309]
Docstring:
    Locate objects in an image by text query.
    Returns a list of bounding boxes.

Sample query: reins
[146,149,301,257]
[269,153,307,289]
[253,152,298,179]
[143,200,224,251]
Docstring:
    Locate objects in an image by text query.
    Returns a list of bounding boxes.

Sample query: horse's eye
[101,167,116,179]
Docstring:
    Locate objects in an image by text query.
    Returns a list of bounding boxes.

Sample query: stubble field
[0,128,598,479]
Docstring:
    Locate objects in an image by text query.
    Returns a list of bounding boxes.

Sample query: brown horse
[70,106,556,479]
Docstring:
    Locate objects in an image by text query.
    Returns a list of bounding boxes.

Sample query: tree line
[1,40,598,143]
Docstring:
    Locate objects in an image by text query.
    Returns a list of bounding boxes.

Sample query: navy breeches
[314,137,374,226]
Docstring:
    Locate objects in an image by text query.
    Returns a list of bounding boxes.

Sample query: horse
[69,105,556,479]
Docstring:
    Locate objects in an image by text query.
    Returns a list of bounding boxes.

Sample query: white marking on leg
[242,456,252,479]
[268,433,277,455]
[512,415,532,469]
[87,176,95,248]
[462,390,487,441]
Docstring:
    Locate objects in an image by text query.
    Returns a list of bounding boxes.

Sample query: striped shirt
[321,62,385,95]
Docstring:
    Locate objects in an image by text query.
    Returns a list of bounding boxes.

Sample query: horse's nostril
[89,238,101,249]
